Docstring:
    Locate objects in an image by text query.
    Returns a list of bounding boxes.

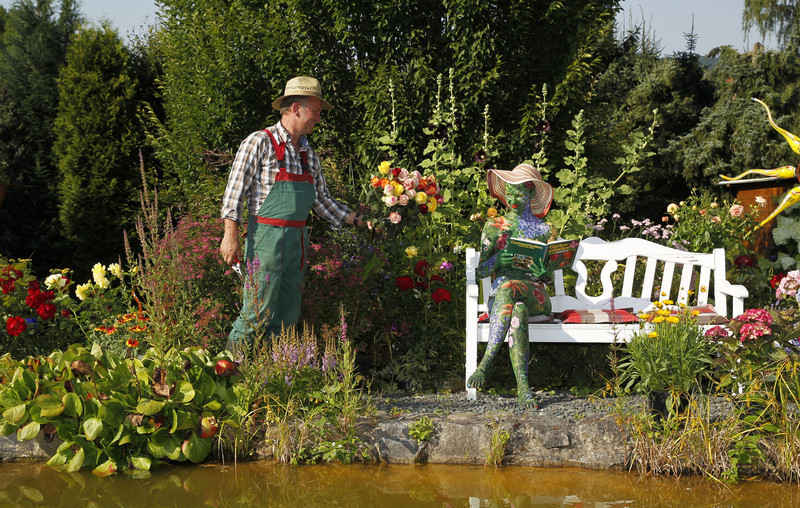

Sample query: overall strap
[263,129,286,170]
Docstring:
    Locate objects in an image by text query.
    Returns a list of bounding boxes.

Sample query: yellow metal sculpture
[721,98,800,229]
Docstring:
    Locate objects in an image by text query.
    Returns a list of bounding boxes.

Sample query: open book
[505,237,580,271]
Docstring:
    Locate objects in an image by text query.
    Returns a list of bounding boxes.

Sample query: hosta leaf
[83,417,103,441]
[92,460,117,477]
[2,403,26,424]
[17,421,40,442]
[170,381,195,403]
[136,398,166,416]
[131,456,152,471]
[66,447,85,473]
[181,431,212,463]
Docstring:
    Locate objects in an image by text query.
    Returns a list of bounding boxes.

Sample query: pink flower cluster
[776,270,800,301]
[734,308,774,343]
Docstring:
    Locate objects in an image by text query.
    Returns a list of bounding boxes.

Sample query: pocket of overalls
[252,224,285,272]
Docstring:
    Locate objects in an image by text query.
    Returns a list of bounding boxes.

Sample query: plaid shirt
[220,121,351,227]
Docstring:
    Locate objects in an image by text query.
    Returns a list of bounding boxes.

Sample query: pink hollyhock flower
[389,212,402,224]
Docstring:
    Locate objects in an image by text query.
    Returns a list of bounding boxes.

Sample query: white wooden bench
[465,236,749,399]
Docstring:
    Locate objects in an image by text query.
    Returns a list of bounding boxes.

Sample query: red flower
[431,288,451,303]
[771,273,786,289]
[734,255,755,268]
[36,303,56,320]
[418,204,428,214]
[395,276,414,291]
[25,287,54,309]
[126,338,139,348]
[425,184,437,196]
[414,260,430,277]
[391,167,402,177]
[496,233,509,250]
[61,309,72,319]
[6,316,26,336]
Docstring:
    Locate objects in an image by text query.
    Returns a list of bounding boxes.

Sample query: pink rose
[729,204,744,218]
[383,184,395,196]
[389,212,401,224]
[398,195,410,206]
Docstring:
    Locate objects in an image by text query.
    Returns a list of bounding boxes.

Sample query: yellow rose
[415,192,428,205]
[76,282,91,301]
[379,161,391,175]
[393,182,404,196]
[427,197,437,212]
[405,246,418,258]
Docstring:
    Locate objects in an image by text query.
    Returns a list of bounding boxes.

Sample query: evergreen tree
[0,0,80,267]
[54,23,143,267]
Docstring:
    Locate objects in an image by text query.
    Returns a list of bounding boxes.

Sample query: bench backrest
[466,236,743,318]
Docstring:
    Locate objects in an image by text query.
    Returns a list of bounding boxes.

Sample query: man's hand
[220,219,242,266]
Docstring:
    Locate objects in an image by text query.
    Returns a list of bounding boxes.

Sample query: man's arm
[220,218,242,266]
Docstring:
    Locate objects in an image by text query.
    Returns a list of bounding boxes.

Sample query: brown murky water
[1,461,799,507]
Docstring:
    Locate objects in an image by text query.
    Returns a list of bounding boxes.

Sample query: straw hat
[271,76,332,111]
[487,164,554,217]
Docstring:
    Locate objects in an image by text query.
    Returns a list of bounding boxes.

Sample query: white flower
[510,317,520,330]
[45,273,67,289]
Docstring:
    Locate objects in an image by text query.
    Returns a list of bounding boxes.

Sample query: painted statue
[468,164,556,408]
[721,98,800,229]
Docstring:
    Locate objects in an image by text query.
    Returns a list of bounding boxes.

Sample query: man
[220,76,366,347]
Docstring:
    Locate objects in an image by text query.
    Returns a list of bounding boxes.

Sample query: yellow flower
[92,263,109,289]
[108,263,123,279]
[653,301,663,308]
[700,285,708,293]
[405,246,418,258]
[667,203,678,214]
[415,192,428,205]
[653,316,665,323]
[487,207,497,218]
[427,197,437,212]
[657,309,671,316]
[75,282,91,301]
[666,316,680,324]
[638,313,651,320]
[663,299,674,306]
[393,182,404,196]
[379,161,391,175]
[691,310,700,317]
[648,332,659,338]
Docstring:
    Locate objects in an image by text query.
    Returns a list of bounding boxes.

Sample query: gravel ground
[372,390,735,420]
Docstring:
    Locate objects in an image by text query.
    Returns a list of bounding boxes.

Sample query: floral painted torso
[477,208,553,316]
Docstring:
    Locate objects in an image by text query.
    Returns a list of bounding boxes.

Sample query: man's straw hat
[271,76,332,111]
[487,164,554,218]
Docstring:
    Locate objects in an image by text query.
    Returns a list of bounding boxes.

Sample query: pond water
[1,461,799,507]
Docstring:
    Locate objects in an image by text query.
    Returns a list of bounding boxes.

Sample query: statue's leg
[467,291,513,389]
[509,302,537,408]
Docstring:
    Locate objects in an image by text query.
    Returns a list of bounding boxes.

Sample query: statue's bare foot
[467,370,486,388]
[517,390,538,409]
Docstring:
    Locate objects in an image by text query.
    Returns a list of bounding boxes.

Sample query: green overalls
[228,129,316,345]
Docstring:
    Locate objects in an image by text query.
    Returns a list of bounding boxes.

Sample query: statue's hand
[529,258,556,280]
[497,251,514,268]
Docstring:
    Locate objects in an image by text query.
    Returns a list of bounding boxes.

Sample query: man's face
[295,97,323,135]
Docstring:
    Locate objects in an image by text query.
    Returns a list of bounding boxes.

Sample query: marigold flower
[648,331,659,338]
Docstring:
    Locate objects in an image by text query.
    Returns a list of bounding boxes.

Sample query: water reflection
[0,461,799,507]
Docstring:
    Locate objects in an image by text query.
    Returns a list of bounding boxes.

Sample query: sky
[0,1,778,56]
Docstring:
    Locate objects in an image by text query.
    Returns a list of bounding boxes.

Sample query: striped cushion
[558,309,639,324]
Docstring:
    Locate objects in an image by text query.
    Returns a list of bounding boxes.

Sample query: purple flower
[439,261,454,271]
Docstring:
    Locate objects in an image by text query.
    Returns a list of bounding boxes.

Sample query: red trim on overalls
[260,128,312,268]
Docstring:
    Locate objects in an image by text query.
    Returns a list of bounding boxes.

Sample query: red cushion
[557,308,639,324]
[478,312,553,323]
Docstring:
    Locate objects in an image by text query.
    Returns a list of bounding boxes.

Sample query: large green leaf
[66,447,85,473]
[136,398,166,416]
[170,381,195,403]
[2,403,27,424]
[0,387,22,408]
[181,431,212,463]
[0,421,18,436]
[148,431,181,460]
[62,392,83,418]
[17,421,40,442]
[37,394,65,418]
[131,456,152,471]
[92,459,117,477]
[83,417,103,441]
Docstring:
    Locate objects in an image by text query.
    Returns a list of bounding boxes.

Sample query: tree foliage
[54,23,143,267]
[743,0,800,49]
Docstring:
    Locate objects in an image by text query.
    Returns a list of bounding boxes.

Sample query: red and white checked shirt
[220,121,350,227]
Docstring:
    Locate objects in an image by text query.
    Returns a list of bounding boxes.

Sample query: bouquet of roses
[366,161,444,226]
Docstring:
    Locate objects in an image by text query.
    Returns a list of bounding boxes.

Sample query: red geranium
[395,276,414,291]
[6,316,26,337]
[771,273,786,289]
[431,288,451,303]
[414,260,430,277]
[36,303,57,320]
